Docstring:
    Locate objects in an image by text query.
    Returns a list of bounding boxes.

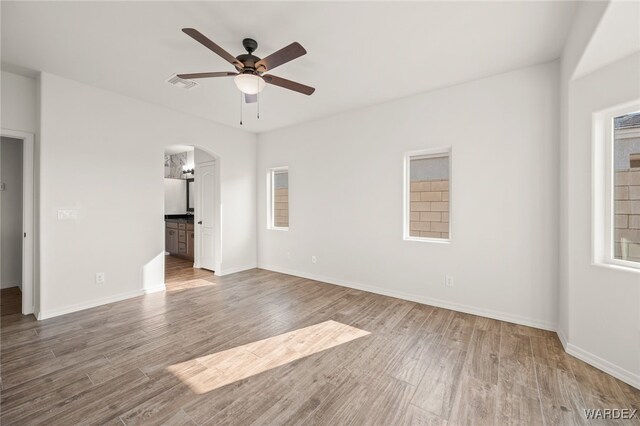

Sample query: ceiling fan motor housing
[242,38,258,54]
[236,39,261,72]
[236,53,261,72]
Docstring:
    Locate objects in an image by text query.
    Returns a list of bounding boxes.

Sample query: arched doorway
[163,145,221,289]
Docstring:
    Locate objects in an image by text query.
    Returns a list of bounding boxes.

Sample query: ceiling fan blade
[263,74,315,96]
[244,94,258,104]
[182,28,242,68]
[255,42,306,72]
[176,72,237,79]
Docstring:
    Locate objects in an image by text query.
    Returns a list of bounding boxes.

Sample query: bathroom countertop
[164,215,194,224]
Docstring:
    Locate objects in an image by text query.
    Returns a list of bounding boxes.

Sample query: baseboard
[258,264,556,331]
[37,288,146,320]
[556,327,568,350]
[218,263,258,276]
[143,284,166,294]
[566,343,640,390]
[1,280,20,289]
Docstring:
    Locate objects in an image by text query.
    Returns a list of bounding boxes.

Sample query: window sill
[404,236,451,244]
[593,260,640,274]
[268,227,289,232]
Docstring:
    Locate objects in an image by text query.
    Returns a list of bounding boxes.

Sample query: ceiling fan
[177,28,315,105]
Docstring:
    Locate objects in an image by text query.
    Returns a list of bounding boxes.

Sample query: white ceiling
[1,1,578,133]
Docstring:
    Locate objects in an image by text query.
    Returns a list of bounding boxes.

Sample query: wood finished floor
[1,256,638,425]
[1,288,21,317]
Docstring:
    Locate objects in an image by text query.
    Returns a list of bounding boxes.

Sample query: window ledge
[268,227,289,232]
[593,260,640,274]
[404,236,451,244]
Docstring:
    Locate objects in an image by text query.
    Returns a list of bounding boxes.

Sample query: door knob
[198,221,203,224]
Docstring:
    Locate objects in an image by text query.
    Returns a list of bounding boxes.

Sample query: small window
[404,149,451,241]
[613,112,640,264]
[269,167,289,230]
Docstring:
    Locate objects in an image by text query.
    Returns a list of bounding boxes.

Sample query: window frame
[267,166,289,231]
[593,102,640,271]
[403,147,452,243]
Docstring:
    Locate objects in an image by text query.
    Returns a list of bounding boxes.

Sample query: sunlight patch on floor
[167,320,370,394]
[165,278,217,292]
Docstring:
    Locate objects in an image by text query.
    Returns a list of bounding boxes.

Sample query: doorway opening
[0,130,34,316]
[163,145,221,290]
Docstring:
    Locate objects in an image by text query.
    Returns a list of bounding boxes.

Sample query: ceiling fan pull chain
[239,91,243,125]
[256,77,260,120]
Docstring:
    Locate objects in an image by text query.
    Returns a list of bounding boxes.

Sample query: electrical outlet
[311,256,317,264]
[95,272,105,284]
[286,252,292,260]
[445,275,454,287]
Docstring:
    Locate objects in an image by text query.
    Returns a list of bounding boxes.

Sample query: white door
[198,162,216,271]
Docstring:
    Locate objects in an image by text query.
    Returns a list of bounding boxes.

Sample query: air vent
[166,74,198,90]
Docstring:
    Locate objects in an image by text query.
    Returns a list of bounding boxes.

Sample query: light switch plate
[57,209,79,220]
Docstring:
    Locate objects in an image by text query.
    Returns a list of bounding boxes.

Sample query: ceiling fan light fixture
[234,73,266,95]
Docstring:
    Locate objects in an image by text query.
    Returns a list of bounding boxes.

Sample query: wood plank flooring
[1,257,638,425]
[1,288,22,317]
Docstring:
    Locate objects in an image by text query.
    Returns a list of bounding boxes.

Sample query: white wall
[564,53,640,387]
[1,137,23,288]
[1,71,38,133]
[38,72,257,318]
[557,0,640,390]
[257,61,560,330]
[558,0,609,346]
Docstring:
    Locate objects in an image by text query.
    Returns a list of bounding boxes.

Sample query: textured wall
[614,138,640,170]
[274,188,289,228]
[613,122,640,263]
[409,179,449,238]
[614,169,640,262]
